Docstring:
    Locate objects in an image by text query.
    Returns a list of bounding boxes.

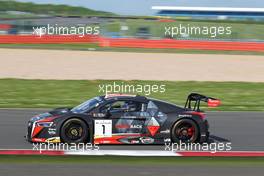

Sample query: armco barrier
[99,38,264,52]
[0,35,99,44]
[0,35,263,52]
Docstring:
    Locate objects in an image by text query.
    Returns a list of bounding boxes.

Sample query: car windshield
[71,97,103,113]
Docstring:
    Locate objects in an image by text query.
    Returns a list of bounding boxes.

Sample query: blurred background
[0,0,263,44]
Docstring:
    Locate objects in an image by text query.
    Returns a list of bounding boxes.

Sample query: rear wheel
[60,118,89,144]
[171,119,199,143]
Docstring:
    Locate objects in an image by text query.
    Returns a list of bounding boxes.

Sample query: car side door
[93,99,148,143]
[92,100,124,140]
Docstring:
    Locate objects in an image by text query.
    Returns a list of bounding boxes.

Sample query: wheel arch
[58,115,93,143]
[170,117,201,143]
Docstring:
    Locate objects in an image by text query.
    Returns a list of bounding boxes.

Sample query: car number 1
[94,120,112,137]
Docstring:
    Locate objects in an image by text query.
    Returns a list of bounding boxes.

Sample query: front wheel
[171,119,199,143]
[60,118,89,144]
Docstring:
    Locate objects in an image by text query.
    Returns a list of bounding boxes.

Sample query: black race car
[26,93,220,144]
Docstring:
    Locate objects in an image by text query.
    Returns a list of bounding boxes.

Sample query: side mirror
[94,107,111,118]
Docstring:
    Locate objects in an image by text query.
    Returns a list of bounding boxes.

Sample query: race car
[26,93,220,144]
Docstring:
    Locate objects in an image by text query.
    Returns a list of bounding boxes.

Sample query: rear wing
[184,93,221,112]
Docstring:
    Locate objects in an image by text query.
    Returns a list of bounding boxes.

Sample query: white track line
[66,150,180,156]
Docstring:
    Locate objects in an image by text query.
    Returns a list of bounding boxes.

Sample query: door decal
[147,117,160,136]
[94,120,112,137]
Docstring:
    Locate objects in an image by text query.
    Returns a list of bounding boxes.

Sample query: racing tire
[60,118,89,144]
[171,119,199,143]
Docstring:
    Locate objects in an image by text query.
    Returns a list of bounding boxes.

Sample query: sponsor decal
[48,128,56,135]
[164,138,171,143]
[147,117,160,136]
[45,137,61,143]
[178,114,192,118]
[93,113,106,118]
[32,138,46,142]
[160,129,170,134]
[140,137,154,144]
[131,140,140,144]
[123,116,137,118]
[130,124,142,129]
[115,124,130,129]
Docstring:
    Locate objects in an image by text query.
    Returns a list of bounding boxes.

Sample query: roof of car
[103,93,148,102]
[104,93,136,99]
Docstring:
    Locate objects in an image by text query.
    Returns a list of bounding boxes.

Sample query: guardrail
[0,35,99,44]
[0,35,263,52]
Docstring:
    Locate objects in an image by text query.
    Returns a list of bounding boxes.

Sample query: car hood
[30,107,72,122]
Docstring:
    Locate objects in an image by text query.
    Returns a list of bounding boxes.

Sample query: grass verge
[0,43,263,55]
[0,79,263,111]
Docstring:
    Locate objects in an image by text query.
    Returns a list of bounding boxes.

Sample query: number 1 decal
[102,125,105,134]
[94,120,112,137]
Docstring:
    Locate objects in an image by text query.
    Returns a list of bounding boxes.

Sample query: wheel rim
[65,122,84,141]
[175,122,196,142]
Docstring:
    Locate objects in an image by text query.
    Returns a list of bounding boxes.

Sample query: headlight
[36,122,53,127]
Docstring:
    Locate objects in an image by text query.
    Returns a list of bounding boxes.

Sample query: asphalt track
[0,109,263,151]
[1,109,264,176]
[1,164,264,176]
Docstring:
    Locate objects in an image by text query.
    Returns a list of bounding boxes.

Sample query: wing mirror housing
[93,107,111,118]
